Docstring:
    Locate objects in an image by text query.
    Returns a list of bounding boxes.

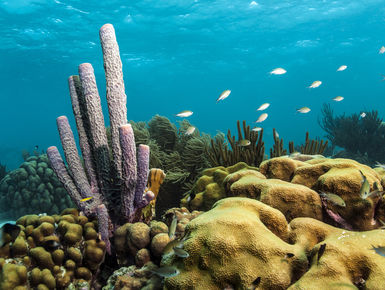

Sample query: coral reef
[102,263,163,290]
[0,209,105,289]
[114,207,200,268]
[0,154,73,219]
[128,116,212,218]
[289,131,329,155]
[319,103,385,165]
[183,157,385,231]
[46,24,161,255]
[180,162,259,211]
[164,197,385,289]
[270,128,287,158]
[207,120,265,167]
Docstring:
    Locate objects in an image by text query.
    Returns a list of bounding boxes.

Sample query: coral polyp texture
[0,209,105,289]
[0,154,73,218]
[45,24,162,254]
[182,157,385,231]
[164,197,385,289]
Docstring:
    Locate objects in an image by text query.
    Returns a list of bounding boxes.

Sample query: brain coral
[165,197,385,289]
[183,157,385,230]
[0,154,73,218]
[0,208,106,289]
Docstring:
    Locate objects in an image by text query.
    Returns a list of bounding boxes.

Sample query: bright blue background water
[1,0,384,169]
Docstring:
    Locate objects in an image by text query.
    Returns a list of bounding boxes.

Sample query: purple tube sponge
[119,124,137,221]
[47,24,161,256]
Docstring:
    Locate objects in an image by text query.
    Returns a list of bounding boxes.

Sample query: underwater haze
[1,0,385,169]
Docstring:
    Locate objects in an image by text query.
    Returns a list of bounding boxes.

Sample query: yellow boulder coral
[165,197,385,289]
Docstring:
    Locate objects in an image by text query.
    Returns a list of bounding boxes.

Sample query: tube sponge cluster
[47,24,157,253]
[0,208,106,289]
[0,154,73,219]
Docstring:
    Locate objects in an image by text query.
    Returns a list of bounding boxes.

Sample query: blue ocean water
[1,0,384,169]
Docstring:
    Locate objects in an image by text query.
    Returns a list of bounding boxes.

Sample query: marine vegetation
[289,131,329,155]
[319,103,385,165]
[270,129,328,158]
[206,120,265,167]
[270,128,287,158]
[0,154,73,219]
[127,116,212,218]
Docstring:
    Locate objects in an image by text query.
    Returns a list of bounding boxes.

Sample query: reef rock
[183,157,385,231]
[0,209,106,289]
[165,197,385,289]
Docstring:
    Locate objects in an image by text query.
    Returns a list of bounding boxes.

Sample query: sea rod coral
[46,24,159,254]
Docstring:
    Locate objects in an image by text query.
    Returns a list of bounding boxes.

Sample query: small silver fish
[360,112,366,118]
[150,266,180,278]
[333,96,344,102]
[274,130,279,138]
[375,161,385,170]
[371,245,385,257]
[256,103,270,111]
[359,170,371,199]
[256,113,268,123]
[379,46,385,54]
[297,107,311,114]
[308,80,322,88]
[270,68,286,75]
[185,126,196,135]
[173,247,189,258]
[238,139,251,147]
[217,90,231,103]
[252,127,262,132]
[337,65,347,72]
[169,214,178,239]
[175,110,193,117]
[319,192,346,207]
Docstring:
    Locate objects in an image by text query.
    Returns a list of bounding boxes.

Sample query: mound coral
[0,209,105,289]
[180,162,259,211]
[0,154,73,218]
[183,156,385,231]
[164,197,385,289]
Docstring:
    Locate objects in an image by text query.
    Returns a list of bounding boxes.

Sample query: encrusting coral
[0,154,73,219]
[0,209,105,289]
